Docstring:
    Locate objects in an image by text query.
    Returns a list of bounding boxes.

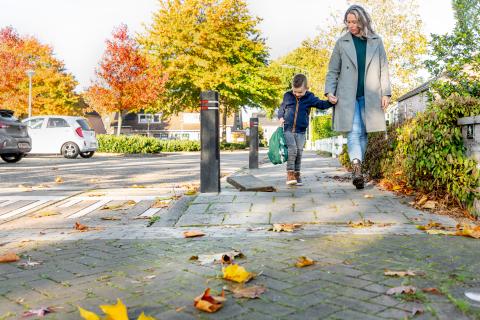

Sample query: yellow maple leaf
[222,264,253,283]
[100,298,129,320]
[78,307,100,320]
[138,312,156,320]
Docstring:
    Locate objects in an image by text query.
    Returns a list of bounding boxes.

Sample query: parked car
[0,109,31,163]
[22,116,97,159]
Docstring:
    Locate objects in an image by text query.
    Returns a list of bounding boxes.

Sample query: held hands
[381,96,390,111]
[279,117,285,125]
[327,93,338,105]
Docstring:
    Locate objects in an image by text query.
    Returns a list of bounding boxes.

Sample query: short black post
[200,91,220,193]
[249,117,259,169]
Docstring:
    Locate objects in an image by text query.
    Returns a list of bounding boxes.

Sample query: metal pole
[249,117,259,169]
[200,91,220,193]
[28,74,32,118]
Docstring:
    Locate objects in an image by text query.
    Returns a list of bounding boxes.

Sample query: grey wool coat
[325,32,391,133]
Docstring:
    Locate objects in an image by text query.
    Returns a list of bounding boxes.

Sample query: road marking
[58,199,83,208]
[139,208,161,218]
[68,199,110,219]
[0,196,63,201]
[0,200,16,208]
[0,200,49,220]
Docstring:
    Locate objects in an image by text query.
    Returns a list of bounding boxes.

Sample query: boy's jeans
[347,96,368,162]
[284,130,306,171]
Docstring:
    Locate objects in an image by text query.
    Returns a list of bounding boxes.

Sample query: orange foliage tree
[0,27,79,117]
[85,24,167,135]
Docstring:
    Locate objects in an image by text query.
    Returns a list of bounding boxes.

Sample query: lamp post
[279,64,316,150]
[26,69,35,118]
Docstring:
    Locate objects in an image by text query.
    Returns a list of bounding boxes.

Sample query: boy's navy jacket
[277,91,333,133]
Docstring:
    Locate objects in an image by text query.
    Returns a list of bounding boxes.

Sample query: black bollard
[200,91,220,193]
[249,117,259,169]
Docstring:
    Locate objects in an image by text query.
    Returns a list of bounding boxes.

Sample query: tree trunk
[116,110,123,136]
[222,105,227,143]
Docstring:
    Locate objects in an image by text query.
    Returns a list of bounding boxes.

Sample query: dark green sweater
[352,35,367,98]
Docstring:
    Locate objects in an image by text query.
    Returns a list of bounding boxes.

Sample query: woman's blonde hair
[344,5,376,38]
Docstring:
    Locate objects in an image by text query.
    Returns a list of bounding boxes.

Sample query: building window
[138,113,162,124]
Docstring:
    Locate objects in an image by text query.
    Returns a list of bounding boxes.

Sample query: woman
[325,4,391,189]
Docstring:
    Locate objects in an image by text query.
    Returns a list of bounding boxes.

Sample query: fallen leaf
[231,285,266,299]
[88,193,106,197]
[425,230,457,236]
[193,251,244,265]
[271,223,302,232]
[384,270,419,277]
[0,252,20,263]
[295,256,315,268]
[422,287,442,295]
[465,291,480,303]
[151,199,170,208]
[416,221,446,230]
[130,184,146,189]
[100,299,128,320]
[137,313,156,320]
[184,189,198,196]
[35,210,61,218]
[223,264,254,283]
[386,286,417,295]
[55,176,64,184]
[101,200,136,211]
[193,288,225,313]
[416,195,428,206]
[183,231,205,238]
[422,201,436,209]
[74,222,88,231]
[364,194,374,199]
[348,219,375,228]
[392,185,402,191]
[22,307,56,317]
[78,307,100,320]
[456,224,480,239]
[101,217,121,221]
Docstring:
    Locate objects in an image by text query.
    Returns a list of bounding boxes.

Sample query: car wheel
[79,151,95,158]
[61,142,80,159]
[0,153,23,163]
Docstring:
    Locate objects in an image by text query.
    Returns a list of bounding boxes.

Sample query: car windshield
[0,110,17,122]
[76,119,92,131]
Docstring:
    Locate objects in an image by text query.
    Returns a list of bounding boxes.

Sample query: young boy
[278,74,334,185]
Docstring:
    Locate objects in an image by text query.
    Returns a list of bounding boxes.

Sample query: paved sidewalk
[1,152,479,320]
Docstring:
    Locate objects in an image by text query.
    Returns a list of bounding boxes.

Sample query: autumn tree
[426,0,480,98]
[139,0,282,140]
[85,24,167,135]
[0,26,79,117]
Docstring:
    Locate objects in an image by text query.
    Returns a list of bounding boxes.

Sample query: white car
[22,116,98,159]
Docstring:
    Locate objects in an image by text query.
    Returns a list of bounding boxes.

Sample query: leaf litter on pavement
[193,288,226,313]
[183,230,205,238]
[295,256,315,268]
[73,222,104,232]
[101,200,136,211]
[417,221,480,239]
[189,250,244,265]
[270,223,302,232]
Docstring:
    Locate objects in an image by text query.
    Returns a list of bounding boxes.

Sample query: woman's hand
[382,96,390,110]
[327,93,338,104]
[279,117,285,125]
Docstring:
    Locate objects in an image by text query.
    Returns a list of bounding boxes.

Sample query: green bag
[268,127,288,165]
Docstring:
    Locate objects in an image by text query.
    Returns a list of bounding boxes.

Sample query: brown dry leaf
[271,223,302,232]
[456,224,480,239]
[295,256,315,268]
[364,194,374,199]
[422,200,436,209]
[0,252,20,263]
[416,195,429,206]
[348,219,375,228]
[416,221,446,231]
[55,176,64,184]
[384,270,419,277]
[386,286,417,295]
[101,200,136,211]
[151,199,170,209]
[222,264,254,283]
[231,285,266,299]
[183,231,205,238]
[193,288,225,313]
[422,287,442,295]
[101,217,121,221]
[74,222,89,231]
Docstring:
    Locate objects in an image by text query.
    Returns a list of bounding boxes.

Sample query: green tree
[139,0,282,140]
[426,0,480,98]
[311,114,335,141]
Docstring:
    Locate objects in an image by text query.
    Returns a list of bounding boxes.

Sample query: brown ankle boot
[351,159,364,189]
[295,171,303,186]
[286,170,297,185]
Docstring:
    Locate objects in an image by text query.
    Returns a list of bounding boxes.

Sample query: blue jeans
[284,130,306,171]
[347,96,368,162]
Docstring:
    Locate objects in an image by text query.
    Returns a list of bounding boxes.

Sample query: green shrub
[311,114,336,141]
[338,144,351,169]
[97,134,247,153]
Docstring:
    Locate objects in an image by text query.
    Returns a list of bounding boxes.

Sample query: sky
[0,0,456,92]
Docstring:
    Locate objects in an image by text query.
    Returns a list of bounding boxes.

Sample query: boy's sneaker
[351,159,364,189]
[294,171,303,186]
[286,170,297,185]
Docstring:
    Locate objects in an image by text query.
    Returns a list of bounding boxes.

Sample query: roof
[397,80,432,102]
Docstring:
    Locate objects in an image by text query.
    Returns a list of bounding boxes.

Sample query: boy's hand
[279,118,285,125]
[327,93,338,104]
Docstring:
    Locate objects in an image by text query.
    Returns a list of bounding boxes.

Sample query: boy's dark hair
[292,74,308,88]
